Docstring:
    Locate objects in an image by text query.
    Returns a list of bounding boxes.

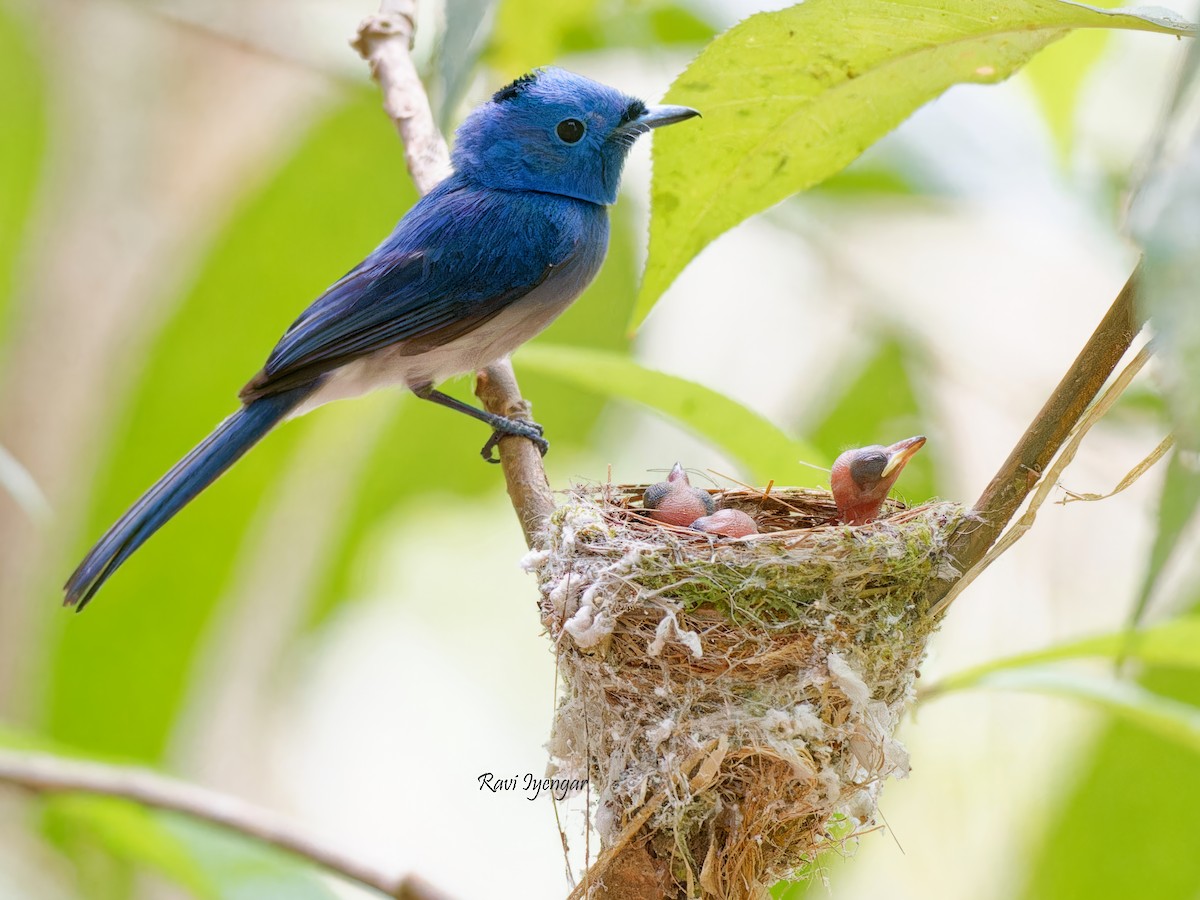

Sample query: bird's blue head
[451,67,699,206]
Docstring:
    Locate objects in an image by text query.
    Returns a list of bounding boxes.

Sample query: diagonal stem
[930,267,1144,609]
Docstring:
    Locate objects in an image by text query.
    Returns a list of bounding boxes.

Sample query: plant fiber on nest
[524,482,967,899]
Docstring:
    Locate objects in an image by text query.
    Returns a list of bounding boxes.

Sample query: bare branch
[0,749,449,900]
[353,0,553,548]
[475,366,555,547]
[352,0,451,193]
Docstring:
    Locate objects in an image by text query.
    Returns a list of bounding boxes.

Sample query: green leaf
[0,731,214,897]
[0,2,48,339]
[1127,448,1200,629]
[1019,663,1200,898]
[927,623,1200,890]
[931,615,1200,694]
[808,162,919,197]
[1108,380,1168,424]
[514,344,823,482]
[0,724,45,750]
[47,796,217,899]
[634,0,1193,329]
[567,1,715,53]
[0,729,330,899]
[962,667,1200,754]
[166,818,342,900]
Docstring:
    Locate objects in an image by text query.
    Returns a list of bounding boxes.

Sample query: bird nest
[523,481,968,899]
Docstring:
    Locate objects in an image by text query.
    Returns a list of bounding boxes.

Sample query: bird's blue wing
[242,177,582,400]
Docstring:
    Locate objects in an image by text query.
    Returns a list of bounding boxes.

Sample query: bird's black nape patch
[493,71,540,103]
[619,99,648,126]
[849,451,888,486]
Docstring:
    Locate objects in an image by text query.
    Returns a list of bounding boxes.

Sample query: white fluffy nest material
[523,482,967,899]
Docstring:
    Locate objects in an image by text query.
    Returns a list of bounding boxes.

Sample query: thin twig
[354,0,553,550]
[351,0,451,193]
[0,749,448,900]
[930,268,1144,609]
[1058,432,1174,505]
[134,1,355,82]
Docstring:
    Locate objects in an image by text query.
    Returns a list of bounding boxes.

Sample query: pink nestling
[642,463,714,527]
[691,508,759,538]
[830,436,927,525]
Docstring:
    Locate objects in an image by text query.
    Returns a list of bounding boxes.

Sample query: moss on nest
[525,482,968,899]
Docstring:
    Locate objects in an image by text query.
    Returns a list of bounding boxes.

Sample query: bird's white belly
[288,266,589,419]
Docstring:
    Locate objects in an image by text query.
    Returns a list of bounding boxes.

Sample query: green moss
[594,506,962,634]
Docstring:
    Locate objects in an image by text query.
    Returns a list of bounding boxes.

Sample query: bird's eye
[556,118,586,144]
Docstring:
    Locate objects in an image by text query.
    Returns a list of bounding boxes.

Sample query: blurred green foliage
[165,820,340,900]
[2,0,1199,898]
[44,91,415,762]
[1021,0,1123,157]
[927,612,1200,754]
[1131,52,1200,453]
[488,0,712,79]
[1020,662,1200,899]
[1020,41,1200,899]
[933,616,1200,689]
[1125,38,1200,630]
[636,0,1190,328]
[46,798,217,899]
[0,2,46,340]
[1129,448,1200,629]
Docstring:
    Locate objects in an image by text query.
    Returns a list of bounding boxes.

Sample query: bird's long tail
[64,383,316,610]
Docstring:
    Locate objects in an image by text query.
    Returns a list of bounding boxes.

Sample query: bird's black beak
[636,104,701,130]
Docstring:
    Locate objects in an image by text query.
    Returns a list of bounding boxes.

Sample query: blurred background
[0,0,1198,897]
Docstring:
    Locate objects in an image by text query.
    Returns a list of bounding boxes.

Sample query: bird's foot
[481,417,548,463]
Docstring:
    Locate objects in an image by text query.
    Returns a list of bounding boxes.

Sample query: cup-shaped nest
[525,483,967,899]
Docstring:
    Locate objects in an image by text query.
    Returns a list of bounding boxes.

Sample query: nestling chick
[643,463,715,526]
[691,508,759,538]
[830,436,927,525]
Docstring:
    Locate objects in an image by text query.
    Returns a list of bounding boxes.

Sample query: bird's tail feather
[64,384,315,610]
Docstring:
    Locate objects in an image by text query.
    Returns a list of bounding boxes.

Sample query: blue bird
[64,68,698,610]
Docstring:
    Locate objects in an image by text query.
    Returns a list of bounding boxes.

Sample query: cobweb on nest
[524,481,967,898]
